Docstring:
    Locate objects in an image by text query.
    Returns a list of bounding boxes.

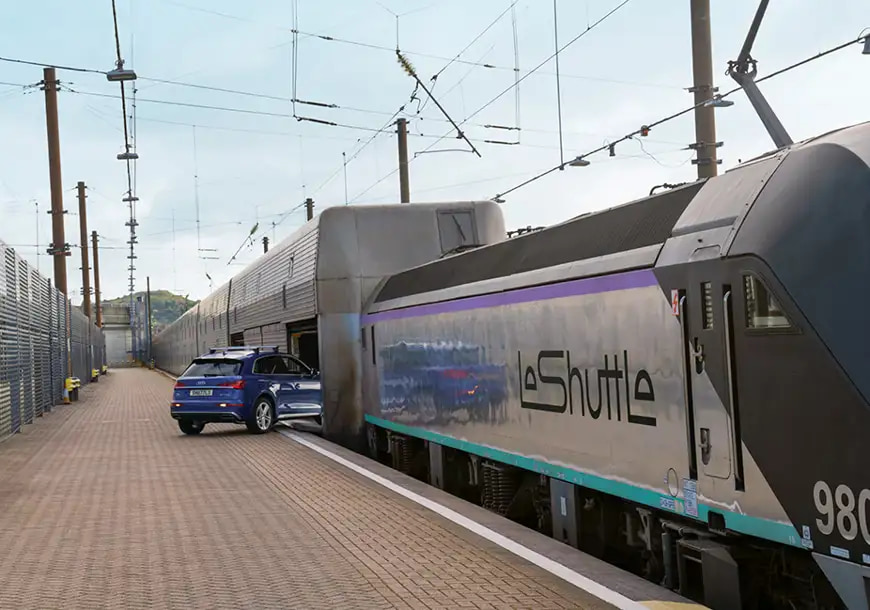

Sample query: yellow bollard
[63,377,74,404]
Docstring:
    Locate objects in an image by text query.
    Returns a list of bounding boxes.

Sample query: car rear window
[181,359,243,377]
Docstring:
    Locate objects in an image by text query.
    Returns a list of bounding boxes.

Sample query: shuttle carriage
[152,201,506,447]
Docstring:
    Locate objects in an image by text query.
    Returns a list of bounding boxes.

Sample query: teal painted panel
[366,414,802,549]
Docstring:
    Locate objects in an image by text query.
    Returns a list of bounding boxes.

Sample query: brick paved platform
[0,368,671,609]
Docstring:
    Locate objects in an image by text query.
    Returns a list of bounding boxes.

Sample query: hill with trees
[103,290,198,333]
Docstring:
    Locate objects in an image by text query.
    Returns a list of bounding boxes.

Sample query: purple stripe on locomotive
[362,268,658,324]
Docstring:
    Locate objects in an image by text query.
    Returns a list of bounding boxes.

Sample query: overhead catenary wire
[431,0,519,83]
[23,75,686,148]
[64,88,403,135]
[351,148,692,205]
[134,115,368,142]
[491,31,870,201]
[411,1,521,119]
[270,1,529,216]
[422,0,633,154]
[347,0,633,202]
[0,54,105,75]
[0,80,38,89]
[0,51,671,129]
[130,109,685,147]
[308,104,408,198]
[157,0,380,44]
[284,23,680,91]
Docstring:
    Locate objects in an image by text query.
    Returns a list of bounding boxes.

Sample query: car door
[251,355,281,403]
[272,355,321,419]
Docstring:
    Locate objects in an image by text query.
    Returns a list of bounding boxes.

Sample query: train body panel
[362,266,796,547]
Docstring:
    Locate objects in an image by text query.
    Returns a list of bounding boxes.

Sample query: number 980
[813,480,870,544]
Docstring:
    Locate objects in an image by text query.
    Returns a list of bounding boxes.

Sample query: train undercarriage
[366,425,844,610]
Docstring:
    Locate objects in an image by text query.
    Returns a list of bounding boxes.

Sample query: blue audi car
[170,346,322,435]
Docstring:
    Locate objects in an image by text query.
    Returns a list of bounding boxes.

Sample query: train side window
[743,274,791,329]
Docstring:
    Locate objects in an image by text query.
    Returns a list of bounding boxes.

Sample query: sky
[0,0,868,303]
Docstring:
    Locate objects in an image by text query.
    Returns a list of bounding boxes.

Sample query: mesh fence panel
[70,307,89,385]
[31,270,50,416]
[50,288,61,404]
[18,259,33,426]
[0,241,106,442]
[0,249,14,438]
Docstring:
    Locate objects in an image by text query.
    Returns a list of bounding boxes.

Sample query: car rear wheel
[246,398,274,434]
[178,419,204,435]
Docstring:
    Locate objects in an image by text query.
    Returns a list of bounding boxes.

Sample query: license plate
[189,389,213,397]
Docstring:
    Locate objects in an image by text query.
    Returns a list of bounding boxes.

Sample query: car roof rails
[207,345,279,355]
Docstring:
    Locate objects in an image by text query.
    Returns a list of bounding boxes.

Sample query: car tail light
[174,381,186,389]
[219,379,245,390]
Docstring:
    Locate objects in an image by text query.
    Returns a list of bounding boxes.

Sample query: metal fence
[0,240,105,442]
[70,305,105,383]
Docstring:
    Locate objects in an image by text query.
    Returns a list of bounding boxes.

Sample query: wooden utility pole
[689,0,719,178]
[91,231,103,327]
[76,182,92,320]
[43,67,68,294]
[397,118,410,203]
[305,198,314,221]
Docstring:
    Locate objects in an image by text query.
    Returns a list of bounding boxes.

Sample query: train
[155,121,870,610]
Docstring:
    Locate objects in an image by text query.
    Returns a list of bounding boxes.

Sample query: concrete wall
[102,303,133,366]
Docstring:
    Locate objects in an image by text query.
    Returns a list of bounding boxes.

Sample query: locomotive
[154,122,870,609]
[360,122,870,609]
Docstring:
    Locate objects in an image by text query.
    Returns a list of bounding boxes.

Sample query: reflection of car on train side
[378,341,507,421]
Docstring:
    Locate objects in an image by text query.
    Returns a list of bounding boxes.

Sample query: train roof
[373,180,705,303]
[371,120,870,310]
[158,200,505,333]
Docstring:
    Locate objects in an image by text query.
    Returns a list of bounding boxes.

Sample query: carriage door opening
[287,319,319,371]
[682,273,741,487]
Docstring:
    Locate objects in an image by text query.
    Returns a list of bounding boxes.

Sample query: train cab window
[743,274,791,329]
